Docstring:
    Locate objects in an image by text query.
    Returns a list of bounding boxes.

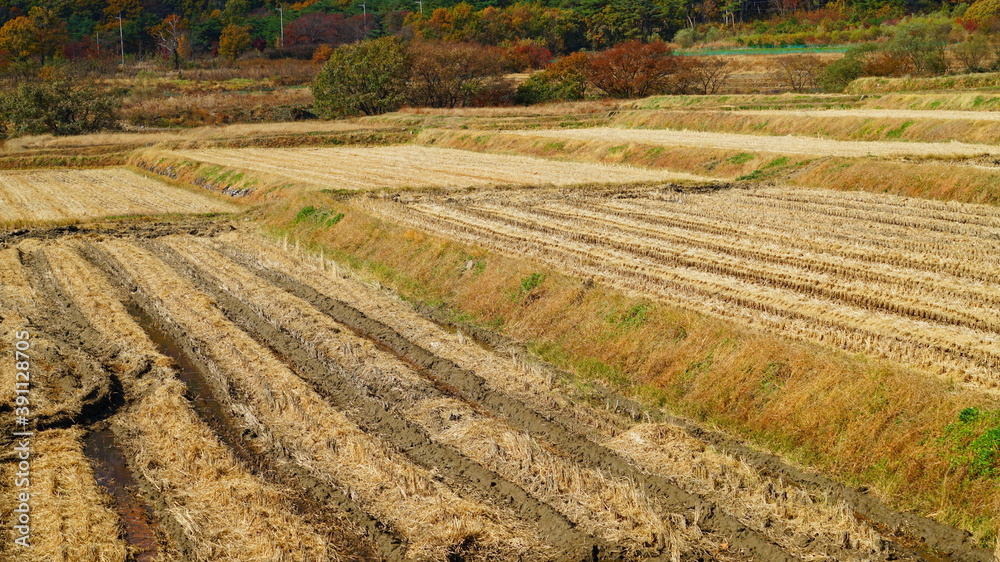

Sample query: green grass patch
[885,120,915,139]
[941,407,1000,478]
[727,152,755,165]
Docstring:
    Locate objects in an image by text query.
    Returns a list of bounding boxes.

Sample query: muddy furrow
[214,242,802,562]
[0,217,235,247]
[88,238,553,562]
[72,240,398,561]
[164,235,724,560]
[17,246,178,559]
[143,238,615,561]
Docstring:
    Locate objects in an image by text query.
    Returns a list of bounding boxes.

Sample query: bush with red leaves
[585,40,683,98]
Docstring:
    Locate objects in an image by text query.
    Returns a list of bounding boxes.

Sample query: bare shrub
[774,54,826,92]
[686,56,735,95]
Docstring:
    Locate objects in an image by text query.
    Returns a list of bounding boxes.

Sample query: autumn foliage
[585,40,682,98]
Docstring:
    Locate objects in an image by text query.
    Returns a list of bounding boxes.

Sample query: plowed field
[0,225,960,561]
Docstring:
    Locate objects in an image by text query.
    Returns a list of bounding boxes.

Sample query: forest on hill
[0,0,989,66]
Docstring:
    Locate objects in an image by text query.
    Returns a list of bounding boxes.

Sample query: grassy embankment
[243,188,1000,548]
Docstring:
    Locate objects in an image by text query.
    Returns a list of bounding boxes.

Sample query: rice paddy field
[0,168,236,226]
[2,93,1000,561]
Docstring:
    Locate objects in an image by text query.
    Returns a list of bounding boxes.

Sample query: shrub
[954,33,992,72]
[585,40,682,98]
[218,24,251,62]
[407,40,511,108]
[515,51,588,104]
[0,80,122,138]
[888,19,951,75]
[311,36,409,117]
[686,56,734,95]
[774,54,826,92]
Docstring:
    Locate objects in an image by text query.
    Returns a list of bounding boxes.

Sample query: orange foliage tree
[585,40,682,98]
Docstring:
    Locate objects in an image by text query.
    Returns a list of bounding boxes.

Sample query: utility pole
[278,3,284,48]
[416,0,423,16]
[118,12,125,69]
[361,1,367,35]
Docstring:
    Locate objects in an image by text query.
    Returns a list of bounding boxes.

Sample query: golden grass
[165,145,706,191]
[165,235,681,558]
[369,189,1000,393]
[4,120,379,152]
[210,232,900,561]
[257,191,1000,544]
[17,428,129,562]
[0,168,237,226]
[99,237,548,561]
[43,242,334,560]
[415,127,1000,206]
[846,73,1000,94]
[503,127,1000,159]
[605,424,884,561]
[609,108,1000,145]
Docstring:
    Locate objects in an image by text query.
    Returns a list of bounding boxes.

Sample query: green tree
[311,36,409,117]
[888,19,950,75]
[516,51,588,104]
[0,80,122,138]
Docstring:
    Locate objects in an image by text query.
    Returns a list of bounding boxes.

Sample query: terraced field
[507,128,1000,159]
[0,168,237,225]
[368,185,1000,393]
[5,97,1000,561]
[4,225,982,561]
[168,145,706,190]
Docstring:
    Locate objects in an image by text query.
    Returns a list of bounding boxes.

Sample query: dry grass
[166,145,706,191]
[15,428,129,562]
[123,88,314,128]
[846,72,1000,94]
[0,168,237,226]
[209,232,899,561]
[4,121,382,152]
[258,191,1000,544]
[502,127,1000,159]
[43,242,335,561]
[165,235,681,559]
[605,424,884,561]
[415,127,1000,206]
[609,108,1000,145]
[100,237,547,561]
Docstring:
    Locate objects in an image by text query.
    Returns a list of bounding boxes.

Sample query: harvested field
[365,185,1000,393]
[506,127,1000,159]
[0,168,237,226]
[4,222,983,560]
[168,145,707,190]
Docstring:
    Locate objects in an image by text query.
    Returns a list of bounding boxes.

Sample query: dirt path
[509,127,1000,159]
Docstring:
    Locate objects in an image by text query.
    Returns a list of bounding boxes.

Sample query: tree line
[0,0,986,74]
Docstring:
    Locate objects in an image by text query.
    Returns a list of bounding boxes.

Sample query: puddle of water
[123,301,258,467]
[82,429,159,562]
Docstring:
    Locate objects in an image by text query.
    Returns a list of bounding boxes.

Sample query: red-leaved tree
[585,40,682,98]
[284,13,365,47]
